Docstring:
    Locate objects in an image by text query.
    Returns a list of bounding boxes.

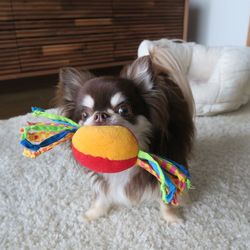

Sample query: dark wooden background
[0,0,188,118]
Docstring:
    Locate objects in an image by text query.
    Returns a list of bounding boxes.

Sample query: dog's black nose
[94,111,110,123]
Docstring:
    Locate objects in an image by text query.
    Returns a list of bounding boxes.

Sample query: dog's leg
[160,202,183,223]
[177,190,191,206]
[84,194,111,221]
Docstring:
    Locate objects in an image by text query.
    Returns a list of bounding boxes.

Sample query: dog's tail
[150,46,195,116]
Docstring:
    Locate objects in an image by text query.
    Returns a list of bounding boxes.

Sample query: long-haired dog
[56,48,194,223]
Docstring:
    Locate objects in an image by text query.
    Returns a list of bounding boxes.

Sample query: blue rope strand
[20,128,76,151]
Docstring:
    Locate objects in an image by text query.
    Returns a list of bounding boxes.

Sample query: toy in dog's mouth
[72,125,139,173]
[20,107,192,205]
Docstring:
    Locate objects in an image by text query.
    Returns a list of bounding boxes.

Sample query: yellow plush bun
[72,126,139,173]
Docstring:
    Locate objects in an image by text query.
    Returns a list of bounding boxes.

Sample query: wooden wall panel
[0,1,14,21]
[9,0,114,78]
[113,0,185,60]
[0,1,21,77]
[0,0,187,81]
[11,0,112,19]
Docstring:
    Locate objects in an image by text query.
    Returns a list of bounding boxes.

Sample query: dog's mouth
[89,120,127,127]
[91,121,109,126]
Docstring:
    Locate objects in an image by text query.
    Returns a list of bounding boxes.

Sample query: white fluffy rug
[1,104,250,250]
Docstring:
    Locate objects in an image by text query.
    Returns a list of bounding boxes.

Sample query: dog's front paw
[160,203,184,224]
[162,209,183,224]
[83,207,104,222]
[81,198,111,222]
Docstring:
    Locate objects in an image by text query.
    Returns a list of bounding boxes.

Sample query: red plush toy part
[72,126,139,173]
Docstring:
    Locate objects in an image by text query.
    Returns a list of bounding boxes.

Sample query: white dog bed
[138,39,250,116]
[1,105,250,249]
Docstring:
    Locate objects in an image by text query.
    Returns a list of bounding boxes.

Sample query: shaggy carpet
[1,104,250,250]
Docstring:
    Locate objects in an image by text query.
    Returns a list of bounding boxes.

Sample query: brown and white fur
[56,48,195,223]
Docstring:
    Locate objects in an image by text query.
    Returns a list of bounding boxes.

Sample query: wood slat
[114,30,183,41]
[11,12,112,20]
[12,17,182,32]
[21,56,115,72]
[12,0,111,6]
[16,34,113,47]
[17,41,113,57]
[0,41,19,49]
[0,68,21,76]
[19,48,114,64]
[113,12,184,18]
[0,49,21,58]
[42,44,83,56]
[75,18,113,26]
[114,26,183,34]
[15,26,113,39]
[0,21,15,30]
[113,9,184,13]
[19,45,113,61]
[0,61,131,81]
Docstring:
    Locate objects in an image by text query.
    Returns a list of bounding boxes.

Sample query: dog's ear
[120,56,154,92]
[58,67,94,102]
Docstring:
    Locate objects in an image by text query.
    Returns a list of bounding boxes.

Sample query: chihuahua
[56,48,194,223]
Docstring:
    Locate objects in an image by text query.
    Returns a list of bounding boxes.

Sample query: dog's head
[57,57,162,150]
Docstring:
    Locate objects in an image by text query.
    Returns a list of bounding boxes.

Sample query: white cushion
[138,39,250,116]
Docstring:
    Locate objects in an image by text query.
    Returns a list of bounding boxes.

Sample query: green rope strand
[21,124,74,140]
[32,110,80,127]
[138,151,167,203]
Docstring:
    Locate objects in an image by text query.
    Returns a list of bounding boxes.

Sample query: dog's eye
[118,107,128,115]
[116,104,131,116]
[82,111,89,120]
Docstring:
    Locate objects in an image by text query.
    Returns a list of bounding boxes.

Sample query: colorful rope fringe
[20,107,80,157]
[20,107,191,205]
[137,151,191,205]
